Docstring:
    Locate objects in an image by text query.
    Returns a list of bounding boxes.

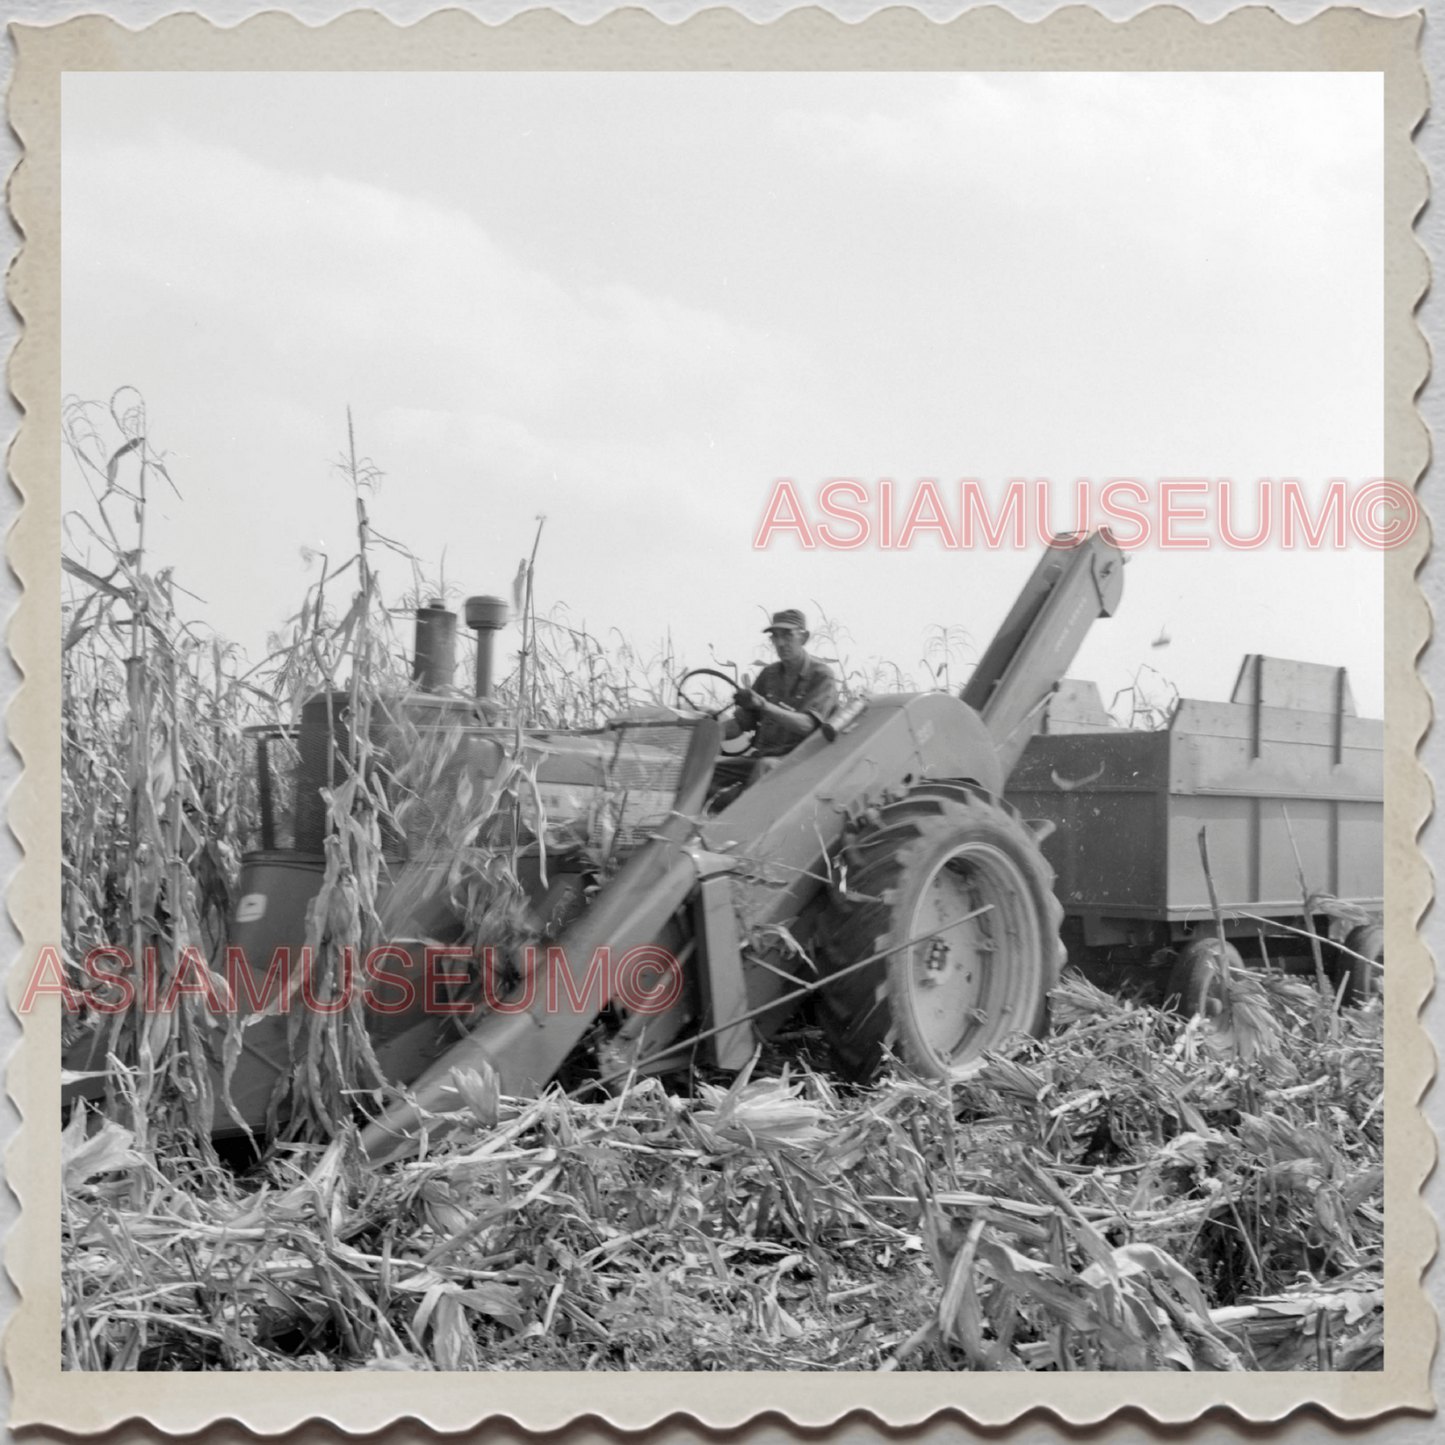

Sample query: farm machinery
[204,533,1126,1159]
[64,530,1385,1160]
[1005,654,1384,1013]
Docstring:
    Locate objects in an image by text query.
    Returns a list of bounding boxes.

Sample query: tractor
[67,534,1128,1160]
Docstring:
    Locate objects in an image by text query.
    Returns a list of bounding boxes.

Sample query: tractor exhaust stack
[412,602,457,692]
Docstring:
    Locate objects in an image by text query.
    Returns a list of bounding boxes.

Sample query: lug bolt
[921,939,950,984]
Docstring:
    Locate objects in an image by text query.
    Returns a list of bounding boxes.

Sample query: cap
[763,608,808,634]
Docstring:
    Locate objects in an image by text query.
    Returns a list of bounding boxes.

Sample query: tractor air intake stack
[412,602,457,692]
[465,595,509,699]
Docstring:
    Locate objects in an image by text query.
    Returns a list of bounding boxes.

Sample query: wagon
[1005,654,1384,1006]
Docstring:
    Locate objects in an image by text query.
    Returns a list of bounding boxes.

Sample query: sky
[60,71,1386,717]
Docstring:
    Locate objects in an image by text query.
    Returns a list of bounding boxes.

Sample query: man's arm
[797,665,839,730]
[740,695,816,741]
[738,664,838,742]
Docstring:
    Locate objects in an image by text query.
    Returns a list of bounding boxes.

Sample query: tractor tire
[1332,923,1383,1008]
[814,786,1065,1084]
[1164,938,1239,1019]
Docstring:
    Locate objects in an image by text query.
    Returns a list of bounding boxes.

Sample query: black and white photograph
[17,8,1426,1421]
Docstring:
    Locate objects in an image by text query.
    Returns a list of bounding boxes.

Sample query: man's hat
[764,608,808,635]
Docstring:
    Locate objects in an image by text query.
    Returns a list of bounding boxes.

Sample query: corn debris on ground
[63,971,1383,1373]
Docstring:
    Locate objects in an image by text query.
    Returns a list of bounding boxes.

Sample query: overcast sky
[61,71,1385,716]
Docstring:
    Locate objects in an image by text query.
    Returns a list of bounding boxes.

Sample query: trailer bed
[1005,657,1383,949]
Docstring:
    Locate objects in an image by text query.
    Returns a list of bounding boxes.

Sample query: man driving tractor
[708,609,838,804]
[729,609,839,754]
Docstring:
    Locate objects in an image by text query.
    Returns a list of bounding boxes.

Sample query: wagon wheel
[1164,938,1240,1018]
[1331,923,1383,1008]
[814,786,1064,1083]
[675,668,739,720]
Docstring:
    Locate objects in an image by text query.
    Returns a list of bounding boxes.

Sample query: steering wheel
[676,668,741,719]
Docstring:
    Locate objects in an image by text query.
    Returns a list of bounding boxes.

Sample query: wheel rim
[897,840,1042,1073]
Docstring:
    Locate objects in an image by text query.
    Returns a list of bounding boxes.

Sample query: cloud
[62,132,825,661]
[63,133,803,451]
[778,73,1381,276]
[59,88,1385,714]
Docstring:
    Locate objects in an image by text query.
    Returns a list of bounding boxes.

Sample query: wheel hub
[903,841,1039,1069]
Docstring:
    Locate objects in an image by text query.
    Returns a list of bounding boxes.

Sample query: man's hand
[734,687,761,711]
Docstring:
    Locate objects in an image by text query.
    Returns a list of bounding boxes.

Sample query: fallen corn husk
[63,973,1383,1372]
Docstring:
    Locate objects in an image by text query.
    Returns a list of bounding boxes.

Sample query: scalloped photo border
[4,4,1433,1433]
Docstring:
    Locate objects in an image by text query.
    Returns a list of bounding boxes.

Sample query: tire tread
[816,790,1064,1083]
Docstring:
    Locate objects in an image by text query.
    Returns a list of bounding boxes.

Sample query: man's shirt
[736,655,839,756]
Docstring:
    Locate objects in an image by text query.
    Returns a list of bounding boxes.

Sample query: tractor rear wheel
[815,788,1065,1084]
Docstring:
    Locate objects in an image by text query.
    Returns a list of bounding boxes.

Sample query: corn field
[59,397,1384,1372]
